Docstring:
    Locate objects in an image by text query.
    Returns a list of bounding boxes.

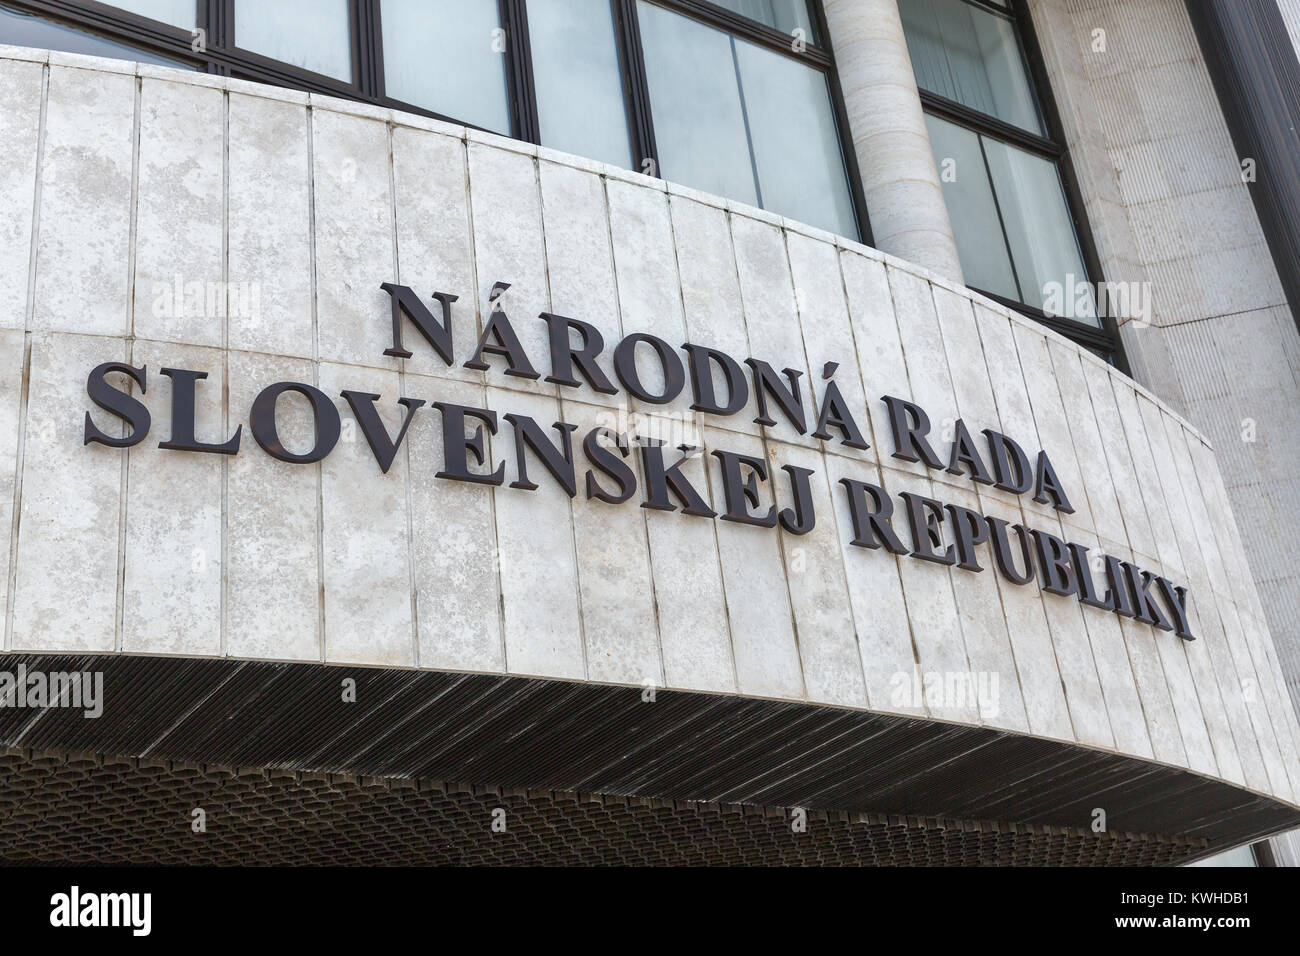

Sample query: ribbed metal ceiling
[0,746,1206,866]
[0,654,1294,864]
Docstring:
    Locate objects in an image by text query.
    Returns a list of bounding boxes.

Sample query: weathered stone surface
[2,52,1295,812]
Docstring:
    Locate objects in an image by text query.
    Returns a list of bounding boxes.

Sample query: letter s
[84,362,150,447]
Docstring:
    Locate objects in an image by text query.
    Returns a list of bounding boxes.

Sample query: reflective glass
[1186,845,1259,867]
[381,0,511,134]
[710,0,812,36]
[925,114,1018,300]
[984,137,1095,321]
[236,0,352,81]
[638,1,757,205]
[735,39,856,237]
[530,0,632,168]
[107,1,196,29]
[900,0,1042,133]
[639,1,856,236]
[0,3,194,68]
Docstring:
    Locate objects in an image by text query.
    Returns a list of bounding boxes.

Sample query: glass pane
[734,39,856,238]
[709,0,812,36]
[983,137,1096,323]
[924,114,1018,301]
[637,1,757,206]
[1186,844,1258,867]
[529,0,632,168]
[235,0,351,82]
[107,0,196,29]
[638,2,857,236]
[0,2,194,68]
[900,0,1042,133]
[381,0,510,134]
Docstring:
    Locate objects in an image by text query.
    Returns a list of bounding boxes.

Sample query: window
[901,0,1123,367]
[0,0,867,241]
[234,0,353,83]
[105,0,194,29]
[638,2,855,237]
[1185,843,1262,867]
[519,0,631,167]
[380,0,511,135]
[903,0,1040,133]
[710,0,813,35]
[0,2,193,68]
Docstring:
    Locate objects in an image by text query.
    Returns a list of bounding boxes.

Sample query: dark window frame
[910,0,1128,372]
[1,0,871,244]
[1250,839,1277,867]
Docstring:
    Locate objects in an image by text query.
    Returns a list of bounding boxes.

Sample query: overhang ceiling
[0,654,1294,865]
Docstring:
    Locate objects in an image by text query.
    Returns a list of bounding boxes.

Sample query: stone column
[823,0,965,283]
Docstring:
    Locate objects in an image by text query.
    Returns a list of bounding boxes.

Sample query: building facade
[0,0,1297,865]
